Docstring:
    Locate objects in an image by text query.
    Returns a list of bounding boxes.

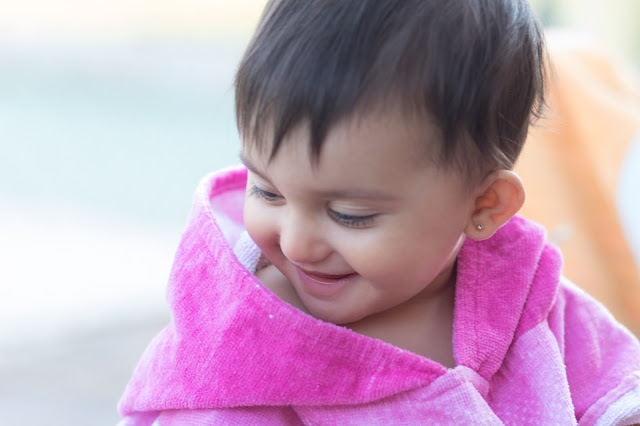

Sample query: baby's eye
[249,185,281,202]
[328,209,376,229]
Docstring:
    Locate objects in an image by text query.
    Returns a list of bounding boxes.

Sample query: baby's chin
[292,291,375,326]
[268,261,382,326]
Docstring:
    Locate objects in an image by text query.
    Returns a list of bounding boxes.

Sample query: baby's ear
[464,170,525,241]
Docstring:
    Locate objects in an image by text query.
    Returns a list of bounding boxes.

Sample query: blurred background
[0,0,638,424]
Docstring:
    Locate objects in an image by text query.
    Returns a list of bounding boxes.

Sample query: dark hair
[235,0,547,180]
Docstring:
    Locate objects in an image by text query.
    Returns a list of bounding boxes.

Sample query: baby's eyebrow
[239,152,398,202]
[314,188,399,202]
[239,152,269,181]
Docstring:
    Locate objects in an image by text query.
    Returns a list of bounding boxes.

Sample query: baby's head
[234,0,546,325]
[236,0,546,182]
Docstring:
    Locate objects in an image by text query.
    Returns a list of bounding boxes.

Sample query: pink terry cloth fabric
[118,166,640,425]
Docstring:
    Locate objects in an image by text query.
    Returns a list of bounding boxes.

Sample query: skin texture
[242,108,524,366]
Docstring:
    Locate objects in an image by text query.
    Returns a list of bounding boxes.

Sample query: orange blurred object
[517,31,640,336]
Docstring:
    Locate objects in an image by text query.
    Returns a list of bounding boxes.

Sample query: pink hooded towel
[118,166,640,425]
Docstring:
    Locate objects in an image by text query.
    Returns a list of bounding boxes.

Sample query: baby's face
[242,109,478,325]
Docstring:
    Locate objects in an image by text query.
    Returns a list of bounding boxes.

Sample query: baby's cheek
[345,239,418,282]
[341,244,389,277]
[243,200,279,254]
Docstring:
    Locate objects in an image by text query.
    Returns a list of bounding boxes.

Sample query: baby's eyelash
[249,185,280,201]
[249,185,375,228]
[328,210,376,228]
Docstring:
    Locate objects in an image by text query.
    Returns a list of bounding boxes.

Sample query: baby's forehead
[243,106,443,172]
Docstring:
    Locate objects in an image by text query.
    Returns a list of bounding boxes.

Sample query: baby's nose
[279,211,331,265]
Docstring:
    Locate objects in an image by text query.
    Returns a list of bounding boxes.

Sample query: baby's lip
[301,270,355,280]
[297,267,357,284]
[294,267,358,297]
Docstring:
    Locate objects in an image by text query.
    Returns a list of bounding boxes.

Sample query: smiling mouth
[296,268,357,285]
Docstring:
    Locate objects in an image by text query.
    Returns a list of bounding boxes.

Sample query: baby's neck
[346,277,456,368]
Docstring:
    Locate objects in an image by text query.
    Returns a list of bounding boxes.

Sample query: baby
[118,1,640,424]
